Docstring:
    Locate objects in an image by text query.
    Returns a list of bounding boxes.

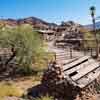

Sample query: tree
[0,24,43,72]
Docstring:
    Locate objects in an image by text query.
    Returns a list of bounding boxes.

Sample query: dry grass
[0,82,23,98]
[35,95,54,100]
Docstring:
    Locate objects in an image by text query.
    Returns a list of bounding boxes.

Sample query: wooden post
[90,48,93,57]
[83,40,86,56]
[54,53,56,61]
[70,46,72,59]
[84,48,86,56]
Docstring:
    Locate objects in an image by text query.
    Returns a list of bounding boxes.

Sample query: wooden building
[36,30,56,41]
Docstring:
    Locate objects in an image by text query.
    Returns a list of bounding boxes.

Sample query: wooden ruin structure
[42,39,100,99]
[42,55,100,99]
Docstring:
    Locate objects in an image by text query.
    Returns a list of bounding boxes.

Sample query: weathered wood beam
[77,67,100,88]
[72,62,100,81]
[64,59,95,75]
[63,56,90,71]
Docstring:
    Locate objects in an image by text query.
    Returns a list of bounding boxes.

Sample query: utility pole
[90,6,99,58]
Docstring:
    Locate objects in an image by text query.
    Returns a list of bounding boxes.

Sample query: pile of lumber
[41,55,100,99]
[42,61,64,86]
[41,61,81,99]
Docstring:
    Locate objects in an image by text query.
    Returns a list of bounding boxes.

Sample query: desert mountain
[0,17,87,41]
[0,17,58,30]
[84,21,100,30]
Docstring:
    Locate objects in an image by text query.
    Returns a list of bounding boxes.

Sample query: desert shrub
[84,31,96,48]
[15,65,37,76]
[0,24,43,76]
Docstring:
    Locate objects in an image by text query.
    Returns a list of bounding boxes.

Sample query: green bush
[0,24,43,75]
[0,25,42,66]
[0,24,55,76]
[16,65,37,76]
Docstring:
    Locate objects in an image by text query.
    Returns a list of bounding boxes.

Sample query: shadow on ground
[27,83,81,100]
[27,84,49,99]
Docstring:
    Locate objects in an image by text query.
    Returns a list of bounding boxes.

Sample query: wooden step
[72,61,100,81]
[56,57,69,61]
[62,58,79,65]
[63,56,90,71]
[76,67,100,88]
[56,55,77,59]
[56,58,78,65]
[56,53,68,55]
[56,55,69,58]
[64,59,95,75]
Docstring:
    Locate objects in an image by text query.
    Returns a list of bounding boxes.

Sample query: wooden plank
[56,55,70,59]
[77,67,100,88]
[56,57,69,61]
[63,56,90,71]
[61,58,79,65]
[64,59,95,75]
[56,53,67,56]
[56,54,79,59]
[56,58,78,65]
[56,56,69,59]
[72,62,100,81]
[56,55,69,58]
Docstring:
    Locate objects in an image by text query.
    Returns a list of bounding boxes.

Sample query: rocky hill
[84,21,100,30]
[0,17,58,30]
[0,17,86,31]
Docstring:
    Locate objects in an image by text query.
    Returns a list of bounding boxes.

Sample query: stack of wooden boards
[41,54,100,99]
[56,54,100,88]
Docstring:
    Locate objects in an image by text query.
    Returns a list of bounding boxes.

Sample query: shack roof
[35,29,55,34]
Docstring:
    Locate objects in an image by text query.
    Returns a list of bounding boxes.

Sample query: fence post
[90,48,92,57]
[70,46,72,59]
[54,52,56,61]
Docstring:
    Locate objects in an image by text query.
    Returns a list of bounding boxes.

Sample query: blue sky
[0,0,100,25]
